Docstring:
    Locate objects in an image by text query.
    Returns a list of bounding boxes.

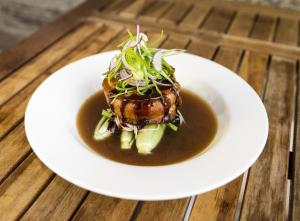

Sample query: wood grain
[186,40,216,58]
[179,5,211,30]
[275,18,299,46]
[21,176,86,221]
[0,123,30,183]
[189,46,244,221]
[0,0,109,81]
[139,0,172,22]
[240,57,296,221]
[120,0,154,19]
[159,2,192,26]
[251,15,276,41]
[102,0,133,14]
[0,154,53,221]
[135,199,190,221]
[0,25,122,140]
[72,193,137,221]
[292,59,300,221]
[239,51,269,95]
[201,8,235,33]
[0,22,103,107]
[190,178,243,221]
[228,12,255,37]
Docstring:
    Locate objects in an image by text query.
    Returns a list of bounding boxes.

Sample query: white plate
[25,51,268,200]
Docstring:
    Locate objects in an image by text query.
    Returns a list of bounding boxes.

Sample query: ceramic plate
[25,51,268,200]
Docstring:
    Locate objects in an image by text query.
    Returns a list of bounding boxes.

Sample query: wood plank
[0,26,127,220]
[161,34,190,49]
[21,177,86,221]
[239,51,269,95]
[181,0,300,20]
[179,5,211,31]
[72,193,137,221]
[89,16,300,60]
[292,60,300,221]
[0,76,46,139]
[135,199,190,221]
[0,25,122,140]
[0,0,109,81]
[186,40,216,58]
[201,8,235,33]
[212,46,243,70]
[139,1,172,23]
[0,123,30,183]
[190,178,243,221]
[189,47,244,221]
[0,154,53,221]
[159,2,192,26]
[102,0,133,14]
[132,35,191,221]
[275,18,299,46]
[228,12,255,37]
[240,57,297,220]
[119,0,154,19]
[0,22,103,107]
[251,15,276,41]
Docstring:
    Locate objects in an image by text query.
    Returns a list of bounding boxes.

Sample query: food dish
[76,27,217,165]
[25,36,268,200]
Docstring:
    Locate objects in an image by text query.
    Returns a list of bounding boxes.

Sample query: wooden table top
[0,0,299,220]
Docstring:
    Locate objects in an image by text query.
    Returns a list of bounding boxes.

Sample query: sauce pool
[77,89,217,166]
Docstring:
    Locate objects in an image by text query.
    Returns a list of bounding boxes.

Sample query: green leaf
[136,124,166,154]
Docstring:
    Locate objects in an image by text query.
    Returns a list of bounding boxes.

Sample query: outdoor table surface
[0,0,300,220]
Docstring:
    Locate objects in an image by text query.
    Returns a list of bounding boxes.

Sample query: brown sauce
[77,89,217,166]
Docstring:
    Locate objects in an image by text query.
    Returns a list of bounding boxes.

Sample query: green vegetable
[93,116,111,140]
[103,26,185,97]
[136,124,166,154]
[120,130,135,149]
[167,123,178,131]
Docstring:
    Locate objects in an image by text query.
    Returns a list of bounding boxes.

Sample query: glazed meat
[102,78,181,125]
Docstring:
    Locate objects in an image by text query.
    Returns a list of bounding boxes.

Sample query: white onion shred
[153,51,162,72]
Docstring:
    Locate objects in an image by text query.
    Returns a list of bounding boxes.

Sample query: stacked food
[94,26,185,154]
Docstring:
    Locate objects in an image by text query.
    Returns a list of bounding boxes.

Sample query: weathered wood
[0,22,103,107]
[120,0,153,19]
[21,176,86,221]
[0,123,30,183]
[159,2,192,26]
[275,18,299,46]
[135,199,189,221]
[88,16,300,60]
[0,25,122,141]
[240,57,296,221]
[175,0,300,20]
[186,40,216,58]
[139,0,172,22]
[239,51,269,95]
[102,0,133,14]
[190,178,243,221]
[251,15,276,41]
[292,60,300,221]
[201,8,235,33]
[0,0,109,81]
[72,193,137,221]
[179,5,211,30]
[189,47,244,221]
[0,154,53,221]
[228,12,255,37]
[212,46,243,70]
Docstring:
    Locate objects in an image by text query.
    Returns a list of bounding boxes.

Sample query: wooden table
[0,0,299,220]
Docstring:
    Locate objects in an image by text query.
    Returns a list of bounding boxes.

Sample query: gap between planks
[84,16,300,60]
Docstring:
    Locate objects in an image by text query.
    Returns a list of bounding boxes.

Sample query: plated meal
[25,26,268,200]
[77,26,217,166]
